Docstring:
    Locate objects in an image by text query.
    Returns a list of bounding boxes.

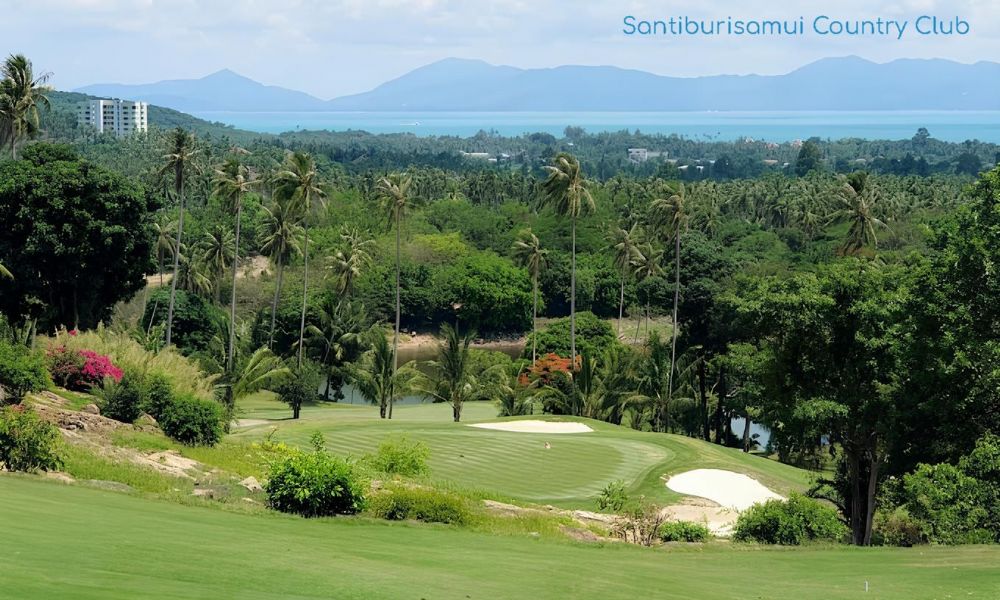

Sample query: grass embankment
[232,395,811,509]
[3,476,998,600]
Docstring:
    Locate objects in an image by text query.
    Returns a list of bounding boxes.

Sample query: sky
[3,0,999,99]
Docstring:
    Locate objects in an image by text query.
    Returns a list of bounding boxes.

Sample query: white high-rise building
[78,99,148,136]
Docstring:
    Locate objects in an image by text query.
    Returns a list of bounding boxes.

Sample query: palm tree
[259,196,303,349]
[274,152,327,369]
[832,172,887,256]
[304,297,367,400]
[631,242,664,342]
[159,128,200,348]
[350,329,418,419]
[634,330,672,432]
[648,183,688,418]
[176,251,213,297]
[197,226,235,302]
[608,222,642,337]
[541,153,594,365]
[152,217,177,287]
[511,229,548,363]
[0,54,51,159]
[217,346,292,417]
[420,323,501,422]
[213,156,256,369]
[329,227,374,297]
[376,172,421,377]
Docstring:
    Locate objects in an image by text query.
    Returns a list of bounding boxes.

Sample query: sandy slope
[666,468,785,511]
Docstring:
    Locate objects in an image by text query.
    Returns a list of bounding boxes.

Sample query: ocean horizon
[190,110,1000,143]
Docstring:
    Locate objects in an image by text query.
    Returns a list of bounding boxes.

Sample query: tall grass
[42,326,216,401]
[61,445,192,495]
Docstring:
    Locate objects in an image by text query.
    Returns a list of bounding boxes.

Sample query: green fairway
[232,398,814,507]
[3,476,998,600]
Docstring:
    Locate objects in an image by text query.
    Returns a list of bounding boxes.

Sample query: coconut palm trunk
[617,274,625,337]
[570,215,577,365]
[531,271,538,363]
[269,261,284,349]
[165,182,185,348]
[666,231,680,422]
[228,198,242,370]
[391,213,401,419]
[297,224,309,369]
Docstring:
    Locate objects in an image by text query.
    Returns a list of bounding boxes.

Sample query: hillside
[45,90,271,141]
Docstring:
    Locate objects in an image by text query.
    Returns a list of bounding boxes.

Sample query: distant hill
[326,56,1000,111]
[74,57,1000,113]
[46,90,269,141]
[75,69,328,112]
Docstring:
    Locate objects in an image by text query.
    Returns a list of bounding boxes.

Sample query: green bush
[141,372,175,420]
[363,437,430,476]
[732,494,846,545]
[265,449,367,517]
[872,508,927,547]
[596,480,629,512]
[367,485,471,524]
[93,371,145,423]
[0,341,50,403]
[659,520,712,543]
[0,405,62,472]
[157,394,224,446]
[141,288,223,355]
[524,311,618,359]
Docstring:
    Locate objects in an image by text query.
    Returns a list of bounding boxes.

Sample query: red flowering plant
[45,346,123,391]
[517,353,579,387]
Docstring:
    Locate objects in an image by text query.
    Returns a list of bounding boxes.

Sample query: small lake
[192,110,1000,143]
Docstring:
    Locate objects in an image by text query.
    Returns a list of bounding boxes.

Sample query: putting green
[231,399,812,507]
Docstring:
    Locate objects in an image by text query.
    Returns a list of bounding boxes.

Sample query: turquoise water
[192,110,1000,142]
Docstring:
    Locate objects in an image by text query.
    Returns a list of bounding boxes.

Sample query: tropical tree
[511,229,548,363]
[376,172,421,376]
[274,152,327,368]
[420,323,503,422]
[259,196,303,349]
[609,222,642,337]
[351,329,418,419]
[217,346,292,416]
[633,330,673,432]
[159,128,200,348]
[648,183,688,420]
[213,155,256,369]
[329,227,374,297]
[541,153,594,364]
[304,297,367,401]
[152,217,177,287]
[832,172,887,256]
[0,54,51,159]
[631,242,664,342]
[196,226,235,301]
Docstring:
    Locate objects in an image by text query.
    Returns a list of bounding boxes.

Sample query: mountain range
[75,57,1000,112]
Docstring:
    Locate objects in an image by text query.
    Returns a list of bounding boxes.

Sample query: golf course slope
[3,476,999,600]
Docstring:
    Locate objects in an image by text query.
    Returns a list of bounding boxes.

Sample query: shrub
[596,480,629,512]
[141,288,223,354]
[45,346,122,391]
[873,508,927,547]
[611,497,666,546]
[524,311,618,360]
[0,341,50,403]
[265,449,367,517]
[367,485,471,524]
[363,437,430,476]
[93,371,145,423]
[142,373,175,420]
[158,394,224,446]
[275,362,322,419]
[732,494,846,545]
[0,405,62,472]
[659,520,712,543]
[896,455,999,544]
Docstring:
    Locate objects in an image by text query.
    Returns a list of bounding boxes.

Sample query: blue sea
[191,110,1000,143]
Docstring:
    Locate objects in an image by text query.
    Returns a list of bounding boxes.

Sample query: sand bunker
[666,469,784,511]
[468,420,594,434]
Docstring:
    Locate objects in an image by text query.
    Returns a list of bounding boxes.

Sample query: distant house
[627,148,648,163]
[78,98,148,137]
[460,151,491,160]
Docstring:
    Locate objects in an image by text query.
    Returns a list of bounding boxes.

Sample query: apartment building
[78,99,148,136]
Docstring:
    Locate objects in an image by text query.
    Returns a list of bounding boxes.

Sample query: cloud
[3,0,999,97]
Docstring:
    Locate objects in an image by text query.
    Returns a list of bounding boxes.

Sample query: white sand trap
[666,469,784,511]
[469,420,594,434]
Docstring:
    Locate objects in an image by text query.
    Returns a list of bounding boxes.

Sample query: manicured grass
[3,476,998,600]
[231,399,813,508]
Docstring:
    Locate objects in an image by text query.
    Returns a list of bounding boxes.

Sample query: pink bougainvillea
[45,346,122,390]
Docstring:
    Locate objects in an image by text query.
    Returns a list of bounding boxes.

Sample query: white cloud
[2,0,998,97]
